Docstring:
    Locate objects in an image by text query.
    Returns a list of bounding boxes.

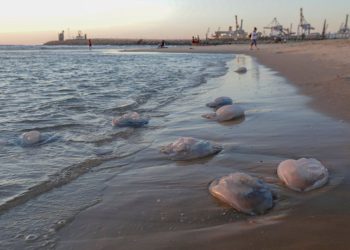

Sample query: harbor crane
[264,17,289,37]
[321,19,328,39]
[211,15,247,40]
[206,28,210,40]
[235,15,239,30]
[298,8,315,36]
[338,14,349,34]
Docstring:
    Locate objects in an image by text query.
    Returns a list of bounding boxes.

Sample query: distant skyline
[0,0,349,45]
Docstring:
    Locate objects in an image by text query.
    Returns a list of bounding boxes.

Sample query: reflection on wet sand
[56,55,350,250]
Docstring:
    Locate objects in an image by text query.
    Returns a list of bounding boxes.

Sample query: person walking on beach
[158,40,165,48]
[250,27,258,50]
[88,39,92,50]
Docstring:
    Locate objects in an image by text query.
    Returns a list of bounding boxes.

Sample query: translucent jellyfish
[20,131,41,145]
[206,96,233,109]
[202,104,244,122]
[209,172,274,215]
[235,67,247,74]
[160,137,222,160]
[277,158,329,192]
[112,112,149,128]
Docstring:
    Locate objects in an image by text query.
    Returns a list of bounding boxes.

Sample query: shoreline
[55,54,350,250]
[2,38,350,250]
[127,39,350,123]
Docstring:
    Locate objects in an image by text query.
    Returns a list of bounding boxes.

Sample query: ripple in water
[0,46,231,217]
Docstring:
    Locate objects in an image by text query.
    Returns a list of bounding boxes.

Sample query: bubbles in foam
[25,234,39,242]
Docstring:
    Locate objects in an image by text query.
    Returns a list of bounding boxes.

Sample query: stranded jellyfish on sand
[206,96,233,109]
[202,104,244,122]
[209,172,274,215]
[20,131,41,145]
[112,112,150,128]
[277,158,329,192]
[160,137,222,160]
[235,67,247,74]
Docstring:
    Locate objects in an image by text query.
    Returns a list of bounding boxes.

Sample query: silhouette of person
[88,39,92,49]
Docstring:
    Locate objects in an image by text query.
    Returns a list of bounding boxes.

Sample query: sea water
[0,45,232,249]
[2,46,349,250]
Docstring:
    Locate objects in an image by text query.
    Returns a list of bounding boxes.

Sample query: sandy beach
[51,39,350,250]
[128,39,350,122]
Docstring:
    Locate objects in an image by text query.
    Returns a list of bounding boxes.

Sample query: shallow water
[56,55,350,250]
[1,48,350,250]
[0,45,230,206]
[0,46,231,249]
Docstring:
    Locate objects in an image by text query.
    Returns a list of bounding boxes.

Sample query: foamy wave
[0,144,150,215]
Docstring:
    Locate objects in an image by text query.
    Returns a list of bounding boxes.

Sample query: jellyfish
[206,96,233,109]
[20,131,41,145]
[209,172,274,215]
[277,158,329,192]
[202,104,244,122]
[112,112,149,128]
[160,137,222,160]
[235,67,247,74]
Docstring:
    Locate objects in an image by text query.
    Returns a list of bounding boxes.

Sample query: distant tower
[321,19,327,39]
[298,8,314,36]
[338,14,350,34]
[58,30,64,41]
[264,17,285,37]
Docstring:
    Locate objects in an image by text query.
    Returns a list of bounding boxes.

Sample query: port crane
[321,19,328,39]
[206,28,210,40]
[338,14,349,34]
[297,8,315,36]
[264,17,290,37]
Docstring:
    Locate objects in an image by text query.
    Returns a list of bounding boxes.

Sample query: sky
[0,0,349,44]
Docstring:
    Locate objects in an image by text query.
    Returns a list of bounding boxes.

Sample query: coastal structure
[264,17,291,39]
[75,30,87,40]
[338,14,349,34]
[212,15,247,40]
[58,31,64,41]
[297,8,315,36]
[49,9,350,46]
[57,30,87,42]
[321,19,328,39]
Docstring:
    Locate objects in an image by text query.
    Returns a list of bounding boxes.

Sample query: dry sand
[129,39,350,122]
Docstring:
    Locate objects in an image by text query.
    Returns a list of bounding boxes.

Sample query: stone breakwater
[44,38,192,46]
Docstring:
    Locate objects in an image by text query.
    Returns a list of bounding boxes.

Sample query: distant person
[158,40,165,48]
[88,39,92,49]
[250,27,258,50]
[192,35,200,46]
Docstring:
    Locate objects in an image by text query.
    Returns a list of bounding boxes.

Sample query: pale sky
[0,0,348,44]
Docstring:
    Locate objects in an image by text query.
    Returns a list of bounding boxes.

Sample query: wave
[0,48,233,218]
[0,144,150,215]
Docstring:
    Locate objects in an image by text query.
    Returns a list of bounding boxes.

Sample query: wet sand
[55,47,350,250]
[127,39,350,122]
